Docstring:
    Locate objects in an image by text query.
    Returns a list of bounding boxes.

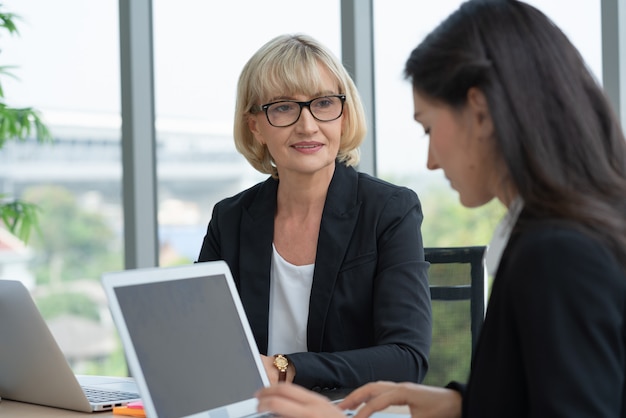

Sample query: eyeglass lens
[265,95,344,127]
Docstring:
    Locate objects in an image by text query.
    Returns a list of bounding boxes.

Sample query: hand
[256,383,345,418]
[339,381,462,418]
[260,354,296,384]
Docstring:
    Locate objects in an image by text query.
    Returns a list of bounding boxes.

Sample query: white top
[267,244,314,355]
[485,197,524,277]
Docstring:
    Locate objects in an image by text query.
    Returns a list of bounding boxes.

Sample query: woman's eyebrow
[265,90,339,103]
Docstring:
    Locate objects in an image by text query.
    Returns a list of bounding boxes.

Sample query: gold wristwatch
[273,354,288,382]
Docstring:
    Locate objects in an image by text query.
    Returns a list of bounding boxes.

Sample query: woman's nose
[426,143,439,170]
[295,106,318,131]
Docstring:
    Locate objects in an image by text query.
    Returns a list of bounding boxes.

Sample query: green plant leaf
[0,10,20,35]
[0,198,42,243]
[0,106,53,146]
[0,65,19,78]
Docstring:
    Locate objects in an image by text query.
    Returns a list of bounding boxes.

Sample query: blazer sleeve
[503,229,625,416]
[289,187,432,389]
[197,203,222,262]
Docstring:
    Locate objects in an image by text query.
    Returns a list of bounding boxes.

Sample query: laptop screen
[113,273,264,418]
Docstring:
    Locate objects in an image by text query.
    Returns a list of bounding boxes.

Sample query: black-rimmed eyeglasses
[257,94,346,127]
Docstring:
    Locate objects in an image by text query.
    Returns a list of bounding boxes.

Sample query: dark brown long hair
[404,0,626,270]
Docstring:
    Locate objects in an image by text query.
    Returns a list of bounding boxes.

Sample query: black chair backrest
[423,245,486,387]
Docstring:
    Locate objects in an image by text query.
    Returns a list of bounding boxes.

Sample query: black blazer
[460,215,626,417]
[197,163,432,390]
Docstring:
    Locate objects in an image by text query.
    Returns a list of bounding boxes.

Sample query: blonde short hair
[234,34,367,178]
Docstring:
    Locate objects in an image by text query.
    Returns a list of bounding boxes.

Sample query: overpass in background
[0,109,264,211]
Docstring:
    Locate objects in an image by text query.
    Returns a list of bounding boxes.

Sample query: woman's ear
[467,87,494,138]
[247,114,265,145]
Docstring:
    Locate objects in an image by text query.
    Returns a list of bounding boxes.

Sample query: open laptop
[0,279,141,412]
[101,261,272,418]
[101,261,410,418]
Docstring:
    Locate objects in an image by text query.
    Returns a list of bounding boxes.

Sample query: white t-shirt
[267,244,314,355]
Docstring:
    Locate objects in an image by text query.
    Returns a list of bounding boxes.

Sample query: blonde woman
[197,34,431,391]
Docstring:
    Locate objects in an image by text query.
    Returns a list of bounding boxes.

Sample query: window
[0,0,124,374]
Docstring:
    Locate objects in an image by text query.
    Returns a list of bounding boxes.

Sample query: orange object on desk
[113,401,145,417]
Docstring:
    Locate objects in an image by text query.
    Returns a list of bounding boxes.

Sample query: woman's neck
[275,164,334,218]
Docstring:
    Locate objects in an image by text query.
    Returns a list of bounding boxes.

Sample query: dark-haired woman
[255,1,626,417]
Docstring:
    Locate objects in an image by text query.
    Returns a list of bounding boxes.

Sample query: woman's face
[412,88,504,208]
[247,64,344,180]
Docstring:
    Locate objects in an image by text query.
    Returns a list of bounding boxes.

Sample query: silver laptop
[0,279,141,412]
[101,261,272,418]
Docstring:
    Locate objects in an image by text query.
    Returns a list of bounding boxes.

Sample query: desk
[0,398,107,417]
[0,398,411,417]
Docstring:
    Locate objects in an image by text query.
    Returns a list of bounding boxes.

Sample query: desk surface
[0,398,410,417]
[0,398,106,417]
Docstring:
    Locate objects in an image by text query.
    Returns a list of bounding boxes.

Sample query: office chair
[422,245,487,387]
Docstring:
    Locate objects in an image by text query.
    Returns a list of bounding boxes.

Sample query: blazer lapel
[239,178,277,354]
[307,164,361,351]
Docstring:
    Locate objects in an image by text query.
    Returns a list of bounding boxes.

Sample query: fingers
[339,382,422,418]
[352,385,414,418]
[256,383,344,418]
[257,395,313,418]
[353,384,463,418]
[338,381,397,410]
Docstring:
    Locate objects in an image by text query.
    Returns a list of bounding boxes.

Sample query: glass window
[0,0,603,378]
[0,0,124,375]
[373,0,602,247]
[152,0,341,266]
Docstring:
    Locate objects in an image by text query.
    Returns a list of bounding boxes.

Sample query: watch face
[274,355,288,370]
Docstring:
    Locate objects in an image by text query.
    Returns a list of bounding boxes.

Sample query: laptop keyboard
[83,387,140,403]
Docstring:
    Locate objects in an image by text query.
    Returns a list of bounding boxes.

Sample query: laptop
[101,261,272,418]
[0,279,141,412]
[101,262,411,418]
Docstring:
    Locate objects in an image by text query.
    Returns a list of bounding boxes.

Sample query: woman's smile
[291,141,324,153]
